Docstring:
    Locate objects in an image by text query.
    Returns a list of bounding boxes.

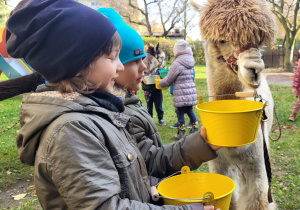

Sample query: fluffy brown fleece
[191,0,277,48]
[146,43,163,57]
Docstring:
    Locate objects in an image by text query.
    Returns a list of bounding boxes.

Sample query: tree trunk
[284,38,295,72]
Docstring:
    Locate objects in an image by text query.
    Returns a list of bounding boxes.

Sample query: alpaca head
[143,43,166,75]
[192,0,277,90]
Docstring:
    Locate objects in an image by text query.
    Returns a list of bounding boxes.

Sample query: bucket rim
[207,138,257,147]
[196,100,264,114]
[157,172,236,201]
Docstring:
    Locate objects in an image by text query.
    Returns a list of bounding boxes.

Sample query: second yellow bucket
[157,166,235,210]
[196,100,266,147]
[155,78,169,90]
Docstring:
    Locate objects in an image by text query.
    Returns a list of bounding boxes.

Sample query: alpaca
[143,43,166,76]
[192,0,277,209]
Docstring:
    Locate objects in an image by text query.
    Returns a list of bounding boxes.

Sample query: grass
[0,73,8,82]
[0,65,299,209]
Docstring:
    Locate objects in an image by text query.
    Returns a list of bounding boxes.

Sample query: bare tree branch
[266,0,300,72]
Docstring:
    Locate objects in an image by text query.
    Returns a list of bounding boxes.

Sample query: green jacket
[123,93,217,178]
[16,91,195,210]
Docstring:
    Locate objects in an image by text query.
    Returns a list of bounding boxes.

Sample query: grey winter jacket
[123,93,217,178]
[16,91,196,210]
[158,49,197,107]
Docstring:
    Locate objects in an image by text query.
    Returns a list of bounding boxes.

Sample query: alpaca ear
[155,43,159,53]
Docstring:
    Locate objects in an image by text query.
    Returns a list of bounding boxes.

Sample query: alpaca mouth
[247,82,260,89]
[239,73,260,89]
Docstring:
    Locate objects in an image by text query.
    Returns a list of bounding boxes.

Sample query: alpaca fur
[143,43,166,75]
[192,0,277,209]
[197,0,276,49]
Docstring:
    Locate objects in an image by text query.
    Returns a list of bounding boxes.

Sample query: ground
[263,70,294,86]
[0,179,37,209]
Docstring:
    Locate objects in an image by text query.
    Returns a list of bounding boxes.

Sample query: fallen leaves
[12,193,26,200]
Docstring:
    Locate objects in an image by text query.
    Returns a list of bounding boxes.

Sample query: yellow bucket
[157,166,235,210]
[196,100,266,147]
[155,78,169,90]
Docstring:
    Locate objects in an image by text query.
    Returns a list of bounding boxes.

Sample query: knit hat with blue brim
[97,8,146,65]
[6,0,116,83]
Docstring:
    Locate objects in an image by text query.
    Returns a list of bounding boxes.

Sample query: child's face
[85,49,124,93]
[115,58,146,91]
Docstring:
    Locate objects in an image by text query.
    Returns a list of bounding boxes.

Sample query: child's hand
[142,78,147,84]
[190,203,220,210]
[292,88,297,93]
[204,205,221,210]
[200,126,223,151]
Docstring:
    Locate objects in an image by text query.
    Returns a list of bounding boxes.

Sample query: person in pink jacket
[289,50,300,121]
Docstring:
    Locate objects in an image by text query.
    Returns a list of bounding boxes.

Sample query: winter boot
[159,119,166,125]
[289,113,297,121]
[174,125,186,140]
[189,122,199,134]
[187,122,193,128]
[170,122,180,128]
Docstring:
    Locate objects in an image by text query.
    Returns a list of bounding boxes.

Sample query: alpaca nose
[249,68,258,80]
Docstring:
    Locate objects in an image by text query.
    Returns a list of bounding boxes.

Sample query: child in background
[98,8,221,210]
[142,43,167,125]
[158,40,198,140]
[6,0,219,209]
[289,50,300,121]
[170,68,196,129]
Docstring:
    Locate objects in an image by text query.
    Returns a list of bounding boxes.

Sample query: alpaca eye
[219,40,226,44]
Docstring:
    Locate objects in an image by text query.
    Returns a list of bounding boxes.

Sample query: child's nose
[117,59,124,72]
[140,60,147,72]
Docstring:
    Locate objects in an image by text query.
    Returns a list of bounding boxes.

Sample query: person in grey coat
[158,40,198,140]
[102,8,221,210]
[6,1,220,210]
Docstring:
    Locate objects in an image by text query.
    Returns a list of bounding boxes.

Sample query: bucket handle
[151,186,214,202]
[151,166,215,203]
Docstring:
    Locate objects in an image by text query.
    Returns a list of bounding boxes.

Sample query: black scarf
[86,90,124,112]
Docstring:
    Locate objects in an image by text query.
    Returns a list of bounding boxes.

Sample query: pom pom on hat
[173,39,190,55]
[98,8,146,64]
[6,0,117,83]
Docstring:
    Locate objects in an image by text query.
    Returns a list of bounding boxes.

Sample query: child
[158,40,198,140]
[6,0,217,209]
[98,8,221,210]
[289,50,300,121]
[142,43,167,125]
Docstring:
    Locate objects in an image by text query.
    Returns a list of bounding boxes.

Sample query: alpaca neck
[206,61,244,101]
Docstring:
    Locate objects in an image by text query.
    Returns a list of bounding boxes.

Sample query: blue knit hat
[98,8,146,64]
[6,0,117,83]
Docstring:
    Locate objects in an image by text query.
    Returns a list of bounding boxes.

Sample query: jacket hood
[123,92,140,106]
[17,91,129,165]
[174,48,195,69]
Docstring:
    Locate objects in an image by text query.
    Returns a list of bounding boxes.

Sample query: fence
[262,48,299,69]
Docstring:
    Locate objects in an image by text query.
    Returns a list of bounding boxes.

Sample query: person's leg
[186,106,199,133]
[154,89,165,125]
[170,107,180,128]
[290,97,300,121]
[144,91,154,117]
[186,106,197,124]
[174,107,186,140]
[177,107,186,126]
